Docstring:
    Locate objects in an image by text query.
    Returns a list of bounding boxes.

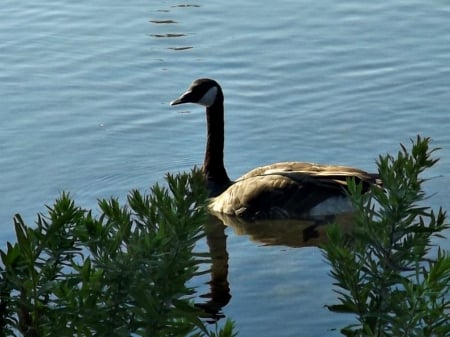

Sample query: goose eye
[197,86,218,107]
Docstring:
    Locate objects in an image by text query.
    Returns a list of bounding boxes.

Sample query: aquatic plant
[0,169,236,337]
[322,136,450,337]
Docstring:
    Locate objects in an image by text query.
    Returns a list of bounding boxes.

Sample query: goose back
[209,161,380,219]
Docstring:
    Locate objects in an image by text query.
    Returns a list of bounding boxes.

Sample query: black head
[170,78,223,108]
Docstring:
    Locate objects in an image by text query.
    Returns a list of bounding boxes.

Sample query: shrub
[322,136,450,337]
[0,169,236,337]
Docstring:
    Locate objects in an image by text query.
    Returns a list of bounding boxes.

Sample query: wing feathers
[209,161,379,219]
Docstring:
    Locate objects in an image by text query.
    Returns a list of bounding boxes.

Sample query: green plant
[322,136,450,337]
[0,169,236,337]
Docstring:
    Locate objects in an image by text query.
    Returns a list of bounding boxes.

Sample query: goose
[170,78,380,219]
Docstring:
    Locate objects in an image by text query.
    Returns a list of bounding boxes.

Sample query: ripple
[171,4,200,8]
[149,19,178,24]
[150,33,185,38]
[168,46,193,51]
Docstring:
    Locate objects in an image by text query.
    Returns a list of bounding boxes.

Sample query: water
[2,0,450,336]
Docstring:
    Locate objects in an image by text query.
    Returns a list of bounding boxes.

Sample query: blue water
[2,0,450,336]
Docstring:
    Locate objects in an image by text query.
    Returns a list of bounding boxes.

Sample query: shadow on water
[196,212,355,322]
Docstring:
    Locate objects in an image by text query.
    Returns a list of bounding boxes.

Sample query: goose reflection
[212,211,355,248]
[196,212,355,321]
[195,215,231,322]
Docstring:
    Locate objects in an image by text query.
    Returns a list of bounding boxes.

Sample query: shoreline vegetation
[1,136,448,336]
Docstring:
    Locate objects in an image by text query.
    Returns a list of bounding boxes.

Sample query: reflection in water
[198,212,355,321]
[196,216,231,321]
[214,212,355,248]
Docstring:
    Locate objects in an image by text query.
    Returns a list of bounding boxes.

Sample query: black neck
[204,100,231,195]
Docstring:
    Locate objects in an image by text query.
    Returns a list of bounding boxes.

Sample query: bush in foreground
[322,136,450,337]
[0,169,236,337]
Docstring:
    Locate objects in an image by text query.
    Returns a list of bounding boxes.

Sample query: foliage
[0,169,236,337]
[322,136,450,337]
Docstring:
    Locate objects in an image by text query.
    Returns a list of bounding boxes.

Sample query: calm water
[2,0,450,335]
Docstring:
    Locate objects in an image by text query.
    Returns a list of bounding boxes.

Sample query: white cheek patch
[198,86,218,107]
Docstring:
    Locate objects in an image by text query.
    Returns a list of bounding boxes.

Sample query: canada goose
[170,78,380,219]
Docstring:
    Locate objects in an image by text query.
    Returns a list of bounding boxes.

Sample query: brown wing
[238,162,378,182]
[237,161,380,191]
[209,162,380,219]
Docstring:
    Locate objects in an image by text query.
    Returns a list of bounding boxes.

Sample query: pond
[2,0,450,336]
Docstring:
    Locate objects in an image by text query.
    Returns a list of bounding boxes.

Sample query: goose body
[171,78,380,219]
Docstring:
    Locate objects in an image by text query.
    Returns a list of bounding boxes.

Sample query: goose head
[170,78,223,108]
[170,78,231,196]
